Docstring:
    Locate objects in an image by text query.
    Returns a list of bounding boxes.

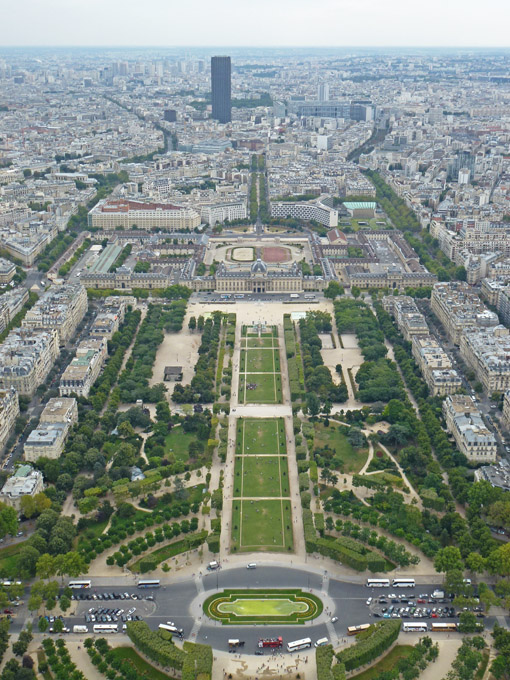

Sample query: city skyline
[1,0,509,48]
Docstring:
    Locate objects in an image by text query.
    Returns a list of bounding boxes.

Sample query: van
[207,561,220,571]
[247,563,257,569]
[315,638,329,647]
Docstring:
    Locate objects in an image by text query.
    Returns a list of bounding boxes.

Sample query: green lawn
[240,347,279,372]
[241,373,282,404]
[110,647,177,680]
[350,646,414,680]
[233,456,289,497]
[129,530,208,573]
[238,417,286,455]
[219,598,308,617]
[231,499,293,552]
[0,542,23,577]
[313,423,368,473]
[245,336,277,348]
[164,426,195,463]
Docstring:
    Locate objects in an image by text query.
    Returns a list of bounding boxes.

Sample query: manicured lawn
[129,530,208,572]
[110,647,177,680]
[246,336,277,348]
[231,499,293,552]
[240,347,279,372]
[219,598,308,617]
[313,423,368,473]
[241,373,282,403]
[233,456,289,497]
[164,426,195,463]
[350,645,414,680]
[240,417,286,454]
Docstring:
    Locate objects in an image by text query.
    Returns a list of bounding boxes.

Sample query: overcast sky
[1,0,509,48]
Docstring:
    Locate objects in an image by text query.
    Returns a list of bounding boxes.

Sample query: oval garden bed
[203,588,323,625]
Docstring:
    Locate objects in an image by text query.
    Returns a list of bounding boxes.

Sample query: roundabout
[203,588,323,625]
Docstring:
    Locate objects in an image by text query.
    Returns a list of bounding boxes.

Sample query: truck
[432,590,445,599]
[258,637,283,649]
[73,625,89,634]
[207,561,220,571]
[290,294,299,299]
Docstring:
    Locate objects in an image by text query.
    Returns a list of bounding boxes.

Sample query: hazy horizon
[1,0,508,49]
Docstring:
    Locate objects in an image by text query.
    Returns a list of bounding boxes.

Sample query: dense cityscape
[0,45,509,680]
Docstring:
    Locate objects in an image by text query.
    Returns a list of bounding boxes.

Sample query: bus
[234,294,244,299]
[93,624,118,634]
[258,637,283,649]
[68,580,91,589]
[0,580,22,587]
[347,624,371,636]
[304,294,315,300]
[287,638,312,652]
[392,579,415,588]
[366,579,390,588]
[290,294,300,299]
[431,623,457,632]
[403,622,428,633]
[159,623,183,637]
[137,579,160,588]
[220,294,231,300]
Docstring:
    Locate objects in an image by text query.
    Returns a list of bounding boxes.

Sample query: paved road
[56,566,491,655]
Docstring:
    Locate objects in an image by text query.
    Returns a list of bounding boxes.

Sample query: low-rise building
[0,465,44,511]
[0,329,59,396]
[270,197,338,227]
[23,423,68,463]
[88,198,201,231]
[40,397,78,426]
[0,388,19,452]
[474,461,510,492]
[382,296,429,341]
[443,395,497,463]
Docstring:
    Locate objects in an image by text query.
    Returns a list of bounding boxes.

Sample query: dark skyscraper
[211,56,231,124]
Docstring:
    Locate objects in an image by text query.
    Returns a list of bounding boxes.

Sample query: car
[255,651,264,656]
[366,597,372,606]
[417,598,426,604]
[379,599,387,604]
[145,596,154,601]
[3,610,12,615]
[331,617,338,624]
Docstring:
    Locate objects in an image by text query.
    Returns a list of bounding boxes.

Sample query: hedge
[126,621,187,671]
[336,620,401,671]
[182,641,213,680]
[303,509,317,552]
[317,645,346,680]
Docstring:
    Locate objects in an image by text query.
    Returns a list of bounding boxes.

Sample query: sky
[1,0,509,48]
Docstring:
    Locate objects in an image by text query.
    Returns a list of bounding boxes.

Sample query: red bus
[258,637,283,649]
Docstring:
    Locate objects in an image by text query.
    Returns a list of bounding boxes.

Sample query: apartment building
[502,391,510,431]
[411,335,462,396]
[40,397,78,426]
[23,423,68,463]
[474,461,510,492]
[382,295,429,341]
[0,329,59,396]
[22,283,87,345]
[200,201,246,225]
[88,198,201,231]
[0,465,44,511]
[0,388,19,452]
[0,288,29,334]
[460,326,510,393]
[443,395,497,463]
[431,281,499,345]
[59,337,107,397]
[0,258,16,284]
[89,311,121,341]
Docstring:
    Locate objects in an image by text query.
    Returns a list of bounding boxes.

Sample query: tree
[487,543,510,576]
[0,503,18,538]
[351,286,361,298]
[324,281,344,299]
[306,392,320,417]
[19,496,36,520]
[52,618,64,633]
[38,617,48,633]
[28,594,42,614]
[434,546,464,574]
[36,554,56,580]
[18,546,41,578]
[458,611,481,633]
[188,316,197,331]
[59,595,71,613]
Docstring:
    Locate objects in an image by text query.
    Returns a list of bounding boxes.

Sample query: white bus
[93,624,118,634]
[287,638,312,652]
[402,622,428,633]
[68,580,91,589]
[159,623,183,636]
[234,294,245,299]
[137,579,160,588]
[0,580,22,587]
[73,625,89,634]
[392,579,415,588]
[366,578,390,588]
[290,294,300,299]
